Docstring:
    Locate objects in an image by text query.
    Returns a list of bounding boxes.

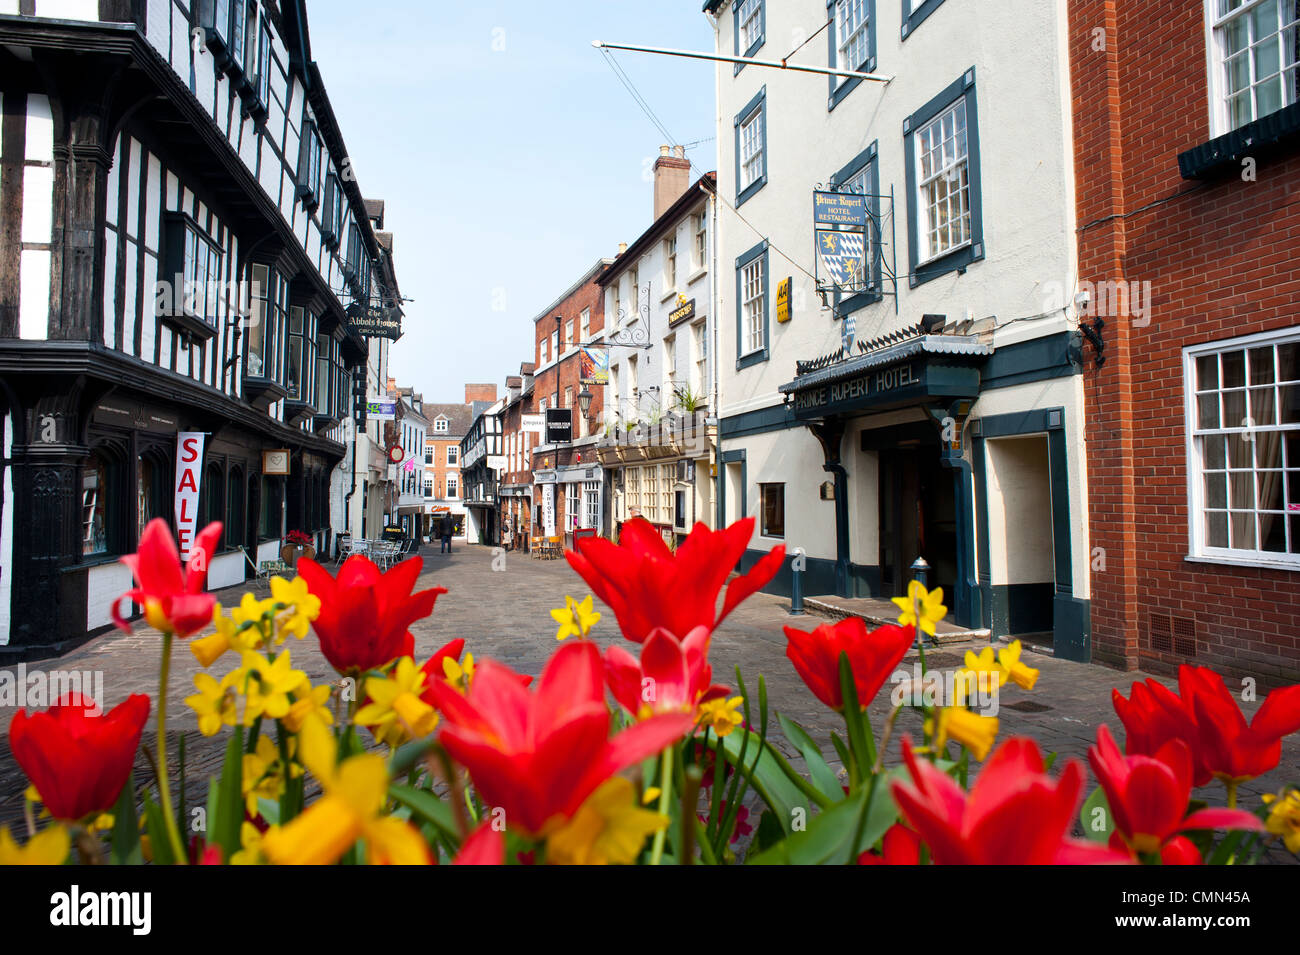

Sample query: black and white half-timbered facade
[0,0,402,658]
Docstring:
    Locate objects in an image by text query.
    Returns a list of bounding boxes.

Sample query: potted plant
[281,529,316,568]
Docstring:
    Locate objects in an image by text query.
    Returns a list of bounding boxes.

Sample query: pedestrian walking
[440,517,453,554]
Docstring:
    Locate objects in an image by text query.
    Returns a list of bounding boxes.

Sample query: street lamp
[578,386,593,417]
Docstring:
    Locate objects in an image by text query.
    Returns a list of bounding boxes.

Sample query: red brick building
[530,259,612,544]
[1071,0,1300,685]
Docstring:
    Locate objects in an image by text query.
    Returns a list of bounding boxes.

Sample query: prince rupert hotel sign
[791,362,925,417]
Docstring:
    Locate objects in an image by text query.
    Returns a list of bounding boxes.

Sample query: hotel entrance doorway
[878,440,958,605]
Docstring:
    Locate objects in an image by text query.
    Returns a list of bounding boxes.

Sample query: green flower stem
[650,746,674,865]
[156,630,188,864]
[1226,780,1238,810]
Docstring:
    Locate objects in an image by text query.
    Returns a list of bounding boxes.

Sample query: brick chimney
[653,145,691,220]
[465,383,497,404]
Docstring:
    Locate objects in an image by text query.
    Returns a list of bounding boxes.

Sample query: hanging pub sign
[174,432,206,561]
[668,296,696,327]
[813,191,868,226]
[545,408,572,444]
[262,449,291,475]
[816,230,866,288]
[578,346,609,386]
[346,301,402,340]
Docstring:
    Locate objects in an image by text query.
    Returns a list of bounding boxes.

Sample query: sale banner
[174,431,206,562]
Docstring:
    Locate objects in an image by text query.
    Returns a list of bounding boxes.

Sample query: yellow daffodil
[231,592,276,631]
[261,720,429,865]
[242,735,299,816]
[283,681,334,734]
[892,580,947,636]
[698,696,745,737]
[551,594,602,641]
[642,787,662,805]
[442,652,475,694]
[355,656,439,747]
[926,705,999,761]
[1263,789,1300,853]
[191,603,262,667]
[547,777,668,865]
[238,650,308,724]
[230,821,271,865]
[996,640,1040,691]
[0,825,69,865]
[270,575,321,641]
[185,670,240,736]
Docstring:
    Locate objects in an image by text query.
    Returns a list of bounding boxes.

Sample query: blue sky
[307,1,719,403]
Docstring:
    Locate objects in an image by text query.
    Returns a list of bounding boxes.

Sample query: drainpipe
[825,460,850,597]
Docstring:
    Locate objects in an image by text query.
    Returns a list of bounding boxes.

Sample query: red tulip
[566,516,784,643]
[453,820,504,865]
[891,736,1130,865]
[297,555,446,677]
[417,639,532,702]
[9,693,150,822]
[1088,724,1263,863]
[1112,677,1205,785]
[857,823,921,865]
[111,518,223,637]
[604,626,728,718]
[783,616,914,711]
[1180,666,1300,785]
[427,640,694,836]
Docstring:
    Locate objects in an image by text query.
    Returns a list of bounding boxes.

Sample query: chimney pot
[659,145,671,156]
[652,145,692,220]
[618,242,628,255]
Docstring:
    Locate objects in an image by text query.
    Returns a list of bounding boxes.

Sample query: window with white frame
[835,0,870,78]
[694,212,707,269]
[446,475,457,498]
[1208,0,1300,135]
[630,267,640,318]
[613,284,622,325]
[628,355,639,405]
[664,236,677,290]
[915,98,971,264]
[566,319,575,348]
[567,483,581,530]
[434,417,448,433]
[740,102,765,191]
[584,480,600,529]
[693,321,708,395]
[739,0,763,52]
[424,479,433,499]
[1186,328,1300,564]
[580,307,590,340]
[742,256,765,355]
[446,446,458,466]
[626,466,640,516]
[425,447,433,465]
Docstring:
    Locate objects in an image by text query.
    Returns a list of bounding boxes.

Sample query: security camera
[1074,288,1091,310]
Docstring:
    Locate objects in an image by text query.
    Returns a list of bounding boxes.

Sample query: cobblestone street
[2,545,1296,858]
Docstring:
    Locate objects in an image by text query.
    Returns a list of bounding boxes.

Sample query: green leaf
[142,793,176,866]
[211,725,245,859]
[389,737,440,778]
[256,797,281,827]
[747,780,897,865]
[751,809,785,854]
[388,783,461,845]
[109,772,143,866]
[777,713,846,802]
[1079,785,1114,844]
[1043,751,1058,773]
[710,728,811,834]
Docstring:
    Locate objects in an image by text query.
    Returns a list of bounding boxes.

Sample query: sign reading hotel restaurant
[776,277,792,323]
[578,346,609,385]
[174,432,205,561]
[545,408,573,444]
[813,191,868,226]
[346,302,402,340]
[791,362,929,418]
[668,297,696,327]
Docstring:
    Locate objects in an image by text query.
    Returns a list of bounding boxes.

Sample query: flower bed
[2,516,1297,865]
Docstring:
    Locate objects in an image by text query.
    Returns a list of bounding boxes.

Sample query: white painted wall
[86,563,133,631]
[207,551,247,592]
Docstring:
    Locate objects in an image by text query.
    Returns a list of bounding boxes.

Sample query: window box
[1178,101,1300,179]
[903,68,984,288]
[1183,326,1300,567]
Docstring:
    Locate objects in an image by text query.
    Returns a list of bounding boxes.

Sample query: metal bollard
[790,554,805,615]
[910,556,930,646]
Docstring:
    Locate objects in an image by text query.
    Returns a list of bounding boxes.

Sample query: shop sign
[791,362,926,418]
[776,277,792,324]
[542,483,556,537]
[546,408,572,444]
[521,414,545,433]
[174,432,205,561]
[262,449,291,475]
[668,297,696,327]
[813,191,868,226]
